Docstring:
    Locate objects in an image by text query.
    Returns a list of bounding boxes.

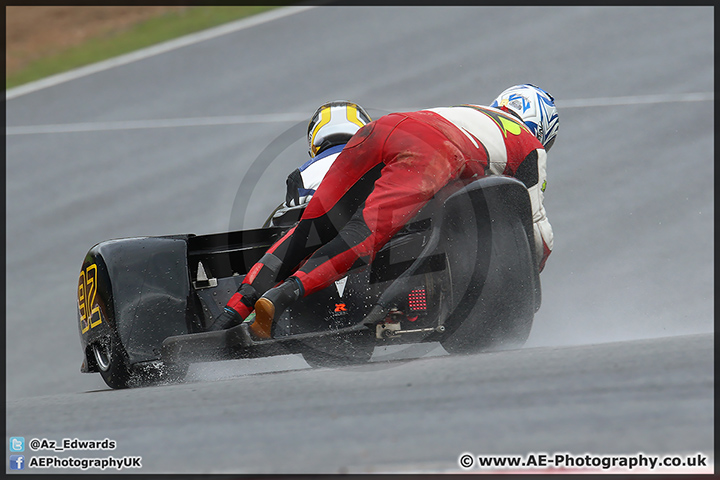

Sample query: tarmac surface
[5,6,713,474]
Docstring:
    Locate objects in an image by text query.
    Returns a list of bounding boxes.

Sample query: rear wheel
[93,336,187,389]
[440,216,536,354]
[93,336,133,389]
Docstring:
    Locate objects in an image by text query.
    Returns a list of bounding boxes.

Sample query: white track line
[5,113,310,135]
[6,92,713,136]
[5,5,317,101]
[557,91,713,108]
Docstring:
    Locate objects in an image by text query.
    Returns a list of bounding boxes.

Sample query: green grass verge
[6,6,281,90]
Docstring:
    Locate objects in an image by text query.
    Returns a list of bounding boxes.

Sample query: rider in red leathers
[209,85,559,339]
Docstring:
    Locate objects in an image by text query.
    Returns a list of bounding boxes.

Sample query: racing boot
[208,306,245,331]
[207,284,258,331]
[252,277,303,339]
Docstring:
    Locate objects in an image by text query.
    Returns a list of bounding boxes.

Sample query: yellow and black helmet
[307,100,372,157]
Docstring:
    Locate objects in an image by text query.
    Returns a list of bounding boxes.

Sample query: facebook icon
[10,455,25,470]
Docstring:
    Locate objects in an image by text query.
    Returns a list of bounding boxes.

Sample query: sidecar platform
[160,314,379,365]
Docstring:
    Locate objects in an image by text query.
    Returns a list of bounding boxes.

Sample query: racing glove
[285,168,303,207]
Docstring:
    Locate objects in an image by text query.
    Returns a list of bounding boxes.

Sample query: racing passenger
[210,84,559,339]
[267,100,372,227]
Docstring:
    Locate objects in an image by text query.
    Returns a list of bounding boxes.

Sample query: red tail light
[408,288,427,311]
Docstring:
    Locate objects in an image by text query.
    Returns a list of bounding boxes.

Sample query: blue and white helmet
[491,84,559,151]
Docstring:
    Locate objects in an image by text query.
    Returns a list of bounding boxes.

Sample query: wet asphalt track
[5,6,714,474]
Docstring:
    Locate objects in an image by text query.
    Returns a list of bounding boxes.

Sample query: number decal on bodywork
[78,264,103,333]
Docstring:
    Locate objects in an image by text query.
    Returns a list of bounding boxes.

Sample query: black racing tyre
[93,335,134,389]
[301,329,375,368]
[440,215,536,354]
[93,335,188,389]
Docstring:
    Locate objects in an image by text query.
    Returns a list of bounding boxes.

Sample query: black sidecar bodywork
[77,176,541,389]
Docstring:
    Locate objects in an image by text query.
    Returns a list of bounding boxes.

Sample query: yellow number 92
[78,264,103,334]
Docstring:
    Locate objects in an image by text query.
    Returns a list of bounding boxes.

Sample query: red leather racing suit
[227,105,553,316]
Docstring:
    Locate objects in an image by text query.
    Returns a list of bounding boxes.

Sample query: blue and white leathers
[288,144,345,207]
